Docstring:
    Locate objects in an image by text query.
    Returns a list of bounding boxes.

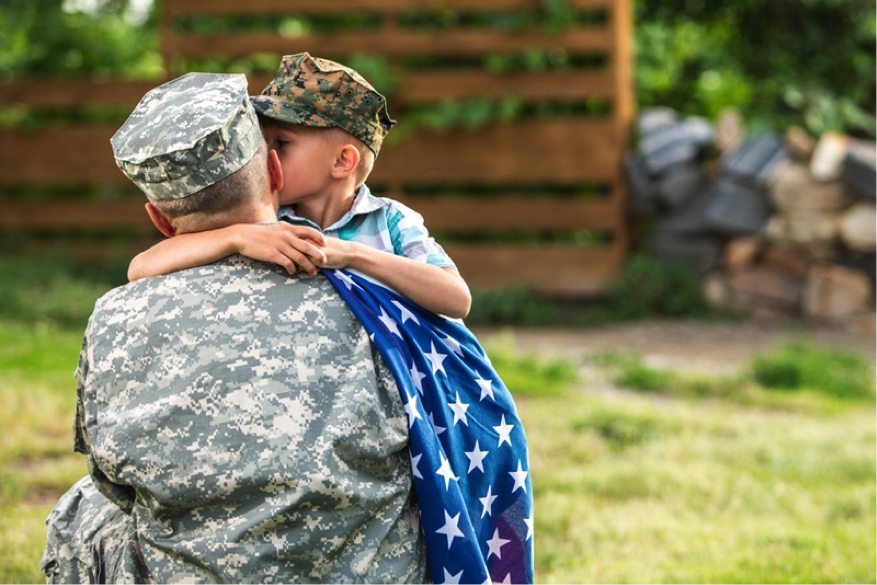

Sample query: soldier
[41,72,428,584]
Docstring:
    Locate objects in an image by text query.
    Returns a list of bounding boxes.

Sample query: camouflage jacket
[61,256,427,583]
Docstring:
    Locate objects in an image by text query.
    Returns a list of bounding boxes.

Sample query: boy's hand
[234,223,328,276]
[310,238,359,270]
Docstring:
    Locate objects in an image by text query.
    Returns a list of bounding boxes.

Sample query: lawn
[0,254,874,583]
[522,391,875,583]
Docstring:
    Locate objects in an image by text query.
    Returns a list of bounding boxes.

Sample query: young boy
[128,53,471,319]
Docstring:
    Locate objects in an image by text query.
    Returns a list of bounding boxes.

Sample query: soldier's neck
[176,202,278,234]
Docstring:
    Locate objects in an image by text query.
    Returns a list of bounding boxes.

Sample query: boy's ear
[331,144,360,179]
[145,202,176,237]
[267,148,283,194]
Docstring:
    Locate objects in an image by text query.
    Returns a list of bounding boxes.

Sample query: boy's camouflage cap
[111,72,263,201]
[251,53,396,157]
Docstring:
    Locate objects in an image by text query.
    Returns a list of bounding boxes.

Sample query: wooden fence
[0,0,633,295]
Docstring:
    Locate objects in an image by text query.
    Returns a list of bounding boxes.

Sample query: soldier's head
[112,73,282,235]
[251,53,396,201]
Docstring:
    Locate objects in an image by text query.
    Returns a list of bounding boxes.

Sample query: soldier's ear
[267,148,283,194]
[145,202,176,237]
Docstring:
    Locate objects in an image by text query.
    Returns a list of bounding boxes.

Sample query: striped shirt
[277,185,455,269]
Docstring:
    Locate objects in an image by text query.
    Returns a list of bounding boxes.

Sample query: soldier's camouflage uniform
[42,73,428,583]
[43,258,428,583]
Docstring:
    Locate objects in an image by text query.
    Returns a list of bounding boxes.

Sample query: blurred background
[0,0,874,582]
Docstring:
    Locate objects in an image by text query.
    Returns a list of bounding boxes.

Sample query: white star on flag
[524,516,534,540]
[377,306,402,338]
[391,300,420,325]
[475,375,494,402]
[435,453,459,489]
[428,411,446,435]
[501,573,512,584]
[436,510,464,549]
[479,485,497,518]
[424,342,448,375]
[442,568,463,584]
[486,528,511,560]
[411,453,423,479]
[403,393,422,428]
[493,415,514,447]
[442,334,464,357]
[448,392,469,426]
[409,362,427,394]
[464,440,489,473]
[509,460,528,493]
[335,270,359,290]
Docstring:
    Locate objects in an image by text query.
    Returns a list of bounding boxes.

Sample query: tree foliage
[0,0,162,81]
[635,0,876,136]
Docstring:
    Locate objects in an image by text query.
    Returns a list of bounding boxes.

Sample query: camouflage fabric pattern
[251,53,396,156]
[111,73,263,201]
[42,476,152,584]
[67,255,427,583]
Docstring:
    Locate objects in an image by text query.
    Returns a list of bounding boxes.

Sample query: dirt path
[472,319,876,375]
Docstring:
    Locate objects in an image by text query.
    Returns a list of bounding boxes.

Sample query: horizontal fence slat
[0,199,151,230]
[162,28,610,60]
[446,243,623,295]
[0,69,614,109]
[397,196,621,231]
[0,126,124,184]
[373,118,620,183]
[165,0,611,16]
[396,70,615,103]
[249,70,617,104]
[0,80,161,108]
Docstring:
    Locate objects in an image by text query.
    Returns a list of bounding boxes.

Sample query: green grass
[0,252,126,329]
[468,284,563,327]
[0,251,119,583]
[589,344,876,409]
[484,331,579,397]
[0,320,90,584]
[523,393,876,583]
[752,342,875,400]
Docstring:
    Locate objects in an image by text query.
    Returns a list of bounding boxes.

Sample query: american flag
[324,269,534,585]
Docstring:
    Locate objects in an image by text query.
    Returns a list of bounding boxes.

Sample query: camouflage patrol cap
[251,53,396,157]
[111,73,263,201]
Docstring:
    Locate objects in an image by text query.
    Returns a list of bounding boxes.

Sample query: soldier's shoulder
[94,256,338,312]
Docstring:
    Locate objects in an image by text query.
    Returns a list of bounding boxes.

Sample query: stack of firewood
[627,108,875,332]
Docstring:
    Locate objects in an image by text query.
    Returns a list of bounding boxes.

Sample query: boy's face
[263,123,336,206]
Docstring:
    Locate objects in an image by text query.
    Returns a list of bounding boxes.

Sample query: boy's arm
[316,239,471,319]
[128,223,327,281]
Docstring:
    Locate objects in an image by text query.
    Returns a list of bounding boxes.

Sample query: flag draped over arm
[324,269,534,585]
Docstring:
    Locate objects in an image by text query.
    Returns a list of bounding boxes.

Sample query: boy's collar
[277,185,389,231]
